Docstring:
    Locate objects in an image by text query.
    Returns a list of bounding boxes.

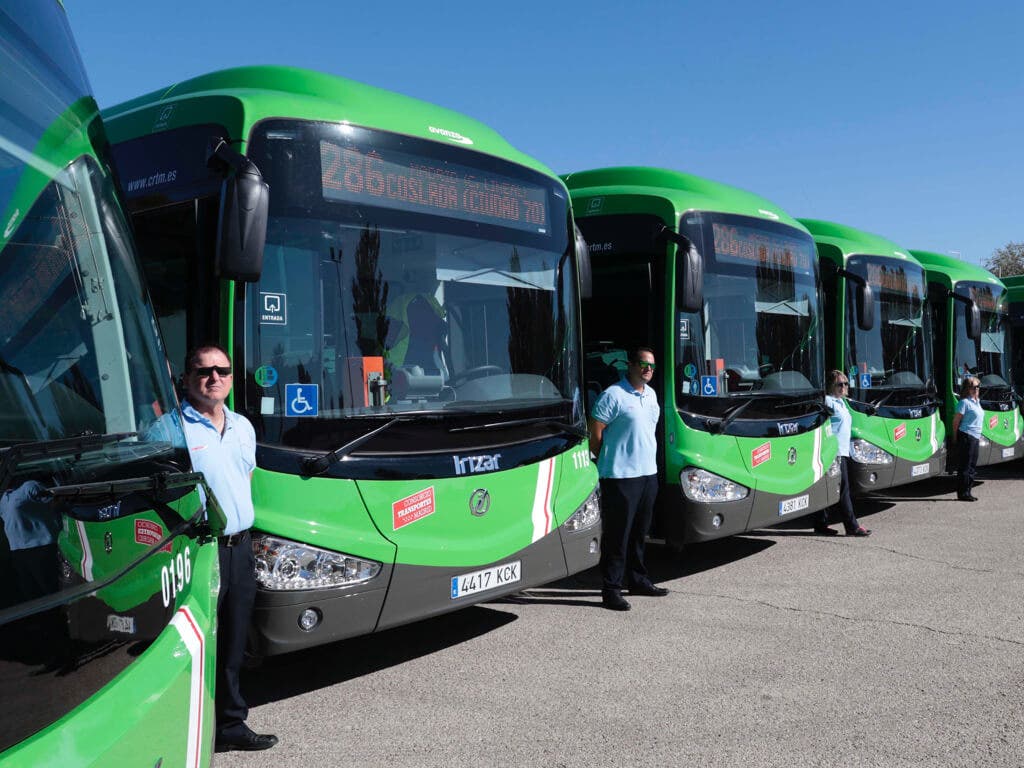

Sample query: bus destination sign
[713,223,813,272]
[320,140,550,235]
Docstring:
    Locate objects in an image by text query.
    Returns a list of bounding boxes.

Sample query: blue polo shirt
[825,395,852,457]
[180,400,257,536]
[591,377,659,479]
[956,397,984,440]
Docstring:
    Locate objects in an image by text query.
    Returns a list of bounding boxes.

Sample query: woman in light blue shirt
[814,370,870,537]
[952,376,984,502]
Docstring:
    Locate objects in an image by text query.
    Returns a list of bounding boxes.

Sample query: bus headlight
[850,439,894,465]
[827,456,841,478]
[564,489,601,532]
[252,533,381,591]
[680,467,749,502]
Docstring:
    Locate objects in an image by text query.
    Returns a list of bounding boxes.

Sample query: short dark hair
[629,346,655,363]
[185,343,231,373]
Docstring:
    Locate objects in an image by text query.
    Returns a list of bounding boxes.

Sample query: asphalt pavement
[218,462,1024,768]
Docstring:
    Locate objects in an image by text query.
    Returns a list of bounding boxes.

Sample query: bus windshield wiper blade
[707,396,761,433]
[449,415,587,439]
[301,414,447,476]
[0,432,138,494]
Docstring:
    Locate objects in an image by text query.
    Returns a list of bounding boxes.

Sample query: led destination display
[320,140,550,235]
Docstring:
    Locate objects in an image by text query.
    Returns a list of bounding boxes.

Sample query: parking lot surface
[220,463,1023,767]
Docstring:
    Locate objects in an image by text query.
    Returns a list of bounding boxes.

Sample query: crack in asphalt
[675,588,1024,648]
[804,537,1024,578]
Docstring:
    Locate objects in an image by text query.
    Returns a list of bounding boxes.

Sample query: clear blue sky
[67,0,1023,266]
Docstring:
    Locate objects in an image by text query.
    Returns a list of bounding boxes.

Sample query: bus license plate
[911,463,930,477]
[451,560,521,600]
[778,494,809,516]
[1002,447,1015,458]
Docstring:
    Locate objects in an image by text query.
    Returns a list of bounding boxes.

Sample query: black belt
[219,530,250,547]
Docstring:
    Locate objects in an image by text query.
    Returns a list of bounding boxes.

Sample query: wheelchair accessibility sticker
[286,384,319,417]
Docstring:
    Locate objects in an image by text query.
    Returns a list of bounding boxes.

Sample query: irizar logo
[777,421,799,436]
[428,126,473,145]
[453,453,502,475]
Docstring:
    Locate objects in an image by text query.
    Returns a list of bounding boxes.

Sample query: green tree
[983,242,1024,277]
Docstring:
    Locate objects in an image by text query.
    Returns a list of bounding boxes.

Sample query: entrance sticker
[260,292,287,325]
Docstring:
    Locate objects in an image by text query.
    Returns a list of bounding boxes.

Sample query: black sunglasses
[192,365,232,378]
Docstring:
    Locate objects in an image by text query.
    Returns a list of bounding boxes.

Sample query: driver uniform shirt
[591,377,659,479]
[180,400,256,536]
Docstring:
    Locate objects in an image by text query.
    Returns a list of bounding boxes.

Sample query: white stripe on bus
[171,604,206,768]
[531,457,556,543]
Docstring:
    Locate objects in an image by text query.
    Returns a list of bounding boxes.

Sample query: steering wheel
[449,365,505,387]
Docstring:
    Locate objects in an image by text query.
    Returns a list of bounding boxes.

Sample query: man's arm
[589,419,606,458]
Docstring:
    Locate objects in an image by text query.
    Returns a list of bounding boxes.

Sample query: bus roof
[798,219,917,264]
[909,250,1004,290]
[561,166,805,231]
[102,65,554,177]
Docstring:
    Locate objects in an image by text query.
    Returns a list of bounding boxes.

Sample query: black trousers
[599,475,658,591]
[957,434,979,497]
[216,530,257,735]
[817,456,859,533]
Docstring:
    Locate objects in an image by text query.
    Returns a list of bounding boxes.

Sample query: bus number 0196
[160,548,193,608]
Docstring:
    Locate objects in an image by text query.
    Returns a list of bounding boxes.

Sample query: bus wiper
[301,414,447,476]
[772,396,829,415]
[449,415,587,439]
[0,432,138,494]
[707,396,760,434]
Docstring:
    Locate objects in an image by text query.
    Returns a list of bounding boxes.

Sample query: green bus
[564,167,840,546]
[802,220,946,493]
[1004,274,1024,407]
[910,251,1022,465]
[102,66,600,656]
[1,1,224,765]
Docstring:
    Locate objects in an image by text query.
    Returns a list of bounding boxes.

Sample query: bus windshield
[845,255,932,397]
[0,154,187,475]
[676,213,823,409]
[954,282,1012,390]
[243,120,578,448]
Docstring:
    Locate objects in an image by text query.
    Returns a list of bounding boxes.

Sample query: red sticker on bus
[135,519,172,552]
[894,423,906,441]
[393,487,436,530]
[988,415,999,430]
[751,442,771,468]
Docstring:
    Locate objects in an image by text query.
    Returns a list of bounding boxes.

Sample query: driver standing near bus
[181,344,278,753]
[589,346,669,611]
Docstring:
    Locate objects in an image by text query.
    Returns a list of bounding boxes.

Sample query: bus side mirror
[965,299,981,340]
[658,226,703,313]
[208,138,268,283]
[856,282,875,331]
[575,224,593,299]
[678,242,703,313]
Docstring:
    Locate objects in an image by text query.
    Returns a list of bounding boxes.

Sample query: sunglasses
[837,380,849,386]
[635,361,656,371]
[192,365,233,378]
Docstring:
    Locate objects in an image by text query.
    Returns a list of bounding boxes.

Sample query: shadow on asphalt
[243,606,517,706]
[498,536,775,607]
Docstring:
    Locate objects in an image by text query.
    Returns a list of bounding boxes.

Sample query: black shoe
[849,527,872,537]
[215,726,279,753]
[630,582,670,597]
[813,526,839,536]
[601,589,631,611]
[957,494,977,502]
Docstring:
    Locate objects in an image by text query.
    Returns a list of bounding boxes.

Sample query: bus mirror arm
[837,268,875,332]
[657,226,703,313]
[207,137,268,283]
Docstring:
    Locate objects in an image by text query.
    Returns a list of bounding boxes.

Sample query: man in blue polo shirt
[181,344,277,753]
[589,346,667,611]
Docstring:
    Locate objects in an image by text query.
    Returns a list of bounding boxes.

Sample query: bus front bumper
[665,470,840,546]
[848,445,947,495]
